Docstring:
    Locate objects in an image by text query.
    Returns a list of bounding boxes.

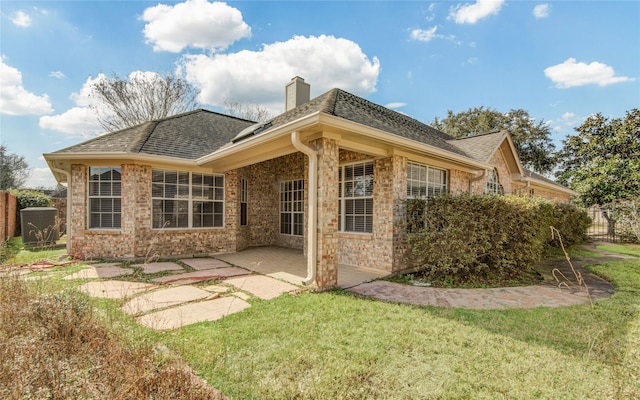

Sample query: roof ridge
[126,121,159,153]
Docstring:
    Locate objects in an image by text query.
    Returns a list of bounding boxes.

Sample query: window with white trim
[88,167,122,229]
[151,169,224,229]
[407,162,448,198]
[240,178,248,226]
[339,161,374,233]
[484,169,504,195]
[280,180,304,236]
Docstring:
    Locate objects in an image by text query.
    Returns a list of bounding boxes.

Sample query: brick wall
[51,198,67,234]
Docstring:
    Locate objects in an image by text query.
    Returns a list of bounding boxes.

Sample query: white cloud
[449,0,504,24]
[11,11,32,27]
[411,26,438,42]
[50,71,65,79]
[141,0,251,53]
[180,35,380,113]
[39,107,102,137]
[410,26,461,45]
[25,167,57,189]
[544,58,634,88]
[0,57,53,116]
[385,102,407,109]
[533,4,550,19]
[39,74,108,137]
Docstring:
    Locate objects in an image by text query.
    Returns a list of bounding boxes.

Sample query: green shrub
[406,195,590,281]
[10,189,53,209]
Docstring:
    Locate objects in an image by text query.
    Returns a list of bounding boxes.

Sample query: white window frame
[407,162,448,199]
[87,166,122,229]
[339,161,374,234]
[280,179,304,236]
[484,169,504,195]
[151,169,224,229]
[240,178,248,226]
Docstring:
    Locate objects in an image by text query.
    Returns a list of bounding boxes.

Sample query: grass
[1,237,68,265]
[597,243,640,258]
[166,254,640,399]
[2,241,639,399]
[0,272,225,399]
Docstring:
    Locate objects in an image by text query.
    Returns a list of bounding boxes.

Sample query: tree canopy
[0,145,29,190]
[91,72,199,132]
[556,108,640,206]
[432,107,556,174]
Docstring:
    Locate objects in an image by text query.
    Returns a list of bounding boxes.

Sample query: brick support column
[391,155,408,271]
[310,137,339,288]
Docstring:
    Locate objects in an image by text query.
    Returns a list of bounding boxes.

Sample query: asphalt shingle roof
[448,131,506,163]
[53,109,256,160]
[245,89,469,157]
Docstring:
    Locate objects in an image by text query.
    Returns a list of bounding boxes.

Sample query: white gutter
[50,167,72,255]
[291,131,317,286]
[469,169,487,194]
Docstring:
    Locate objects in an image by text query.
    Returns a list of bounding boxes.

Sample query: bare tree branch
[90,72,200,132]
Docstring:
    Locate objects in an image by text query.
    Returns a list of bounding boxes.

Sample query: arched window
[484,169,504,195]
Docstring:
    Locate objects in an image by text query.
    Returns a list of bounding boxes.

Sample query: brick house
[45,77,575,288]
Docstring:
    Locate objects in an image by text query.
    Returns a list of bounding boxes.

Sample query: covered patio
[216,246,387,288]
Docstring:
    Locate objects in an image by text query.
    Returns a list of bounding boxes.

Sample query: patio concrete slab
[64,264,133,280]
[151,267,251,285]
[122,286,214,315]
[131,261,184,274]
[136,296,251,330]
[224,275,299,300]
[230,291,251,301]
[179,258,232,270]
[217,246,388,287]
[79,280,156,299]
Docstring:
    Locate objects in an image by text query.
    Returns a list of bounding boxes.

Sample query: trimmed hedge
[406,195,590,281]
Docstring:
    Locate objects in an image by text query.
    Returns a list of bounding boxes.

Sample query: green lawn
[164,257,640,399]
[597,243,640,258]
[6,239,638,399]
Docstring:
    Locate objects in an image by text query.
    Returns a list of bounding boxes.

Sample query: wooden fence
[0,191,17,241]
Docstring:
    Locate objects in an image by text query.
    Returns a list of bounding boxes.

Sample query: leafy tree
[556,108,640,207]
[432,107,556,174]
[223,98,272,122]
[91,72,199,132]
[0,145,29,190]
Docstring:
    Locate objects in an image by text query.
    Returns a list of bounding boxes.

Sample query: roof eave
[522,176,579,196]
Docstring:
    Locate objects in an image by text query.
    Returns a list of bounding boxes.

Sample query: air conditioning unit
[21,207,59,246]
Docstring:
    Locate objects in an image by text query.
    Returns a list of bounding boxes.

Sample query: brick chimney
[285,76,310,111]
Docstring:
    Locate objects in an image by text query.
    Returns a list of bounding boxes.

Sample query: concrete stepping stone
[203,284,231,294]
[179,258,232,270]
[224,275,299,300]
[122,286,214,315]
[64,264,133,280]
[136,296,251,330]
[78,280,156,299]
[131,261,184,274]
[151,267,250,285]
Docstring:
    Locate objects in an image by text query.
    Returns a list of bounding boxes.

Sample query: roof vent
[285,76,310,112]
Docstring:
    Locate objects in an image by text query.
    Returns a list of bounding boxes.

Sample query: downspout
[50,167,72,255]
[469,169,487,195]
[291,131,317,285]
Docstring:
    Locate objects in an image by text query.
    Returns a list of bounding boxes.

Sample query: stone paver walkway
[64,263,134,280]
[63,257,301,330]
[136,297,251,330]
[347,253,621,309]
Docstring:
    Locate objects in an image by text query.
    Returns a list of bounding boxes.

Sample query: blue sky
[1,0,638,188]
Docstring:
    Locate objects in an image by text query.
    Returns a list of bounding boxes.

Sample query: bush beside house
[406,195,590,283]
